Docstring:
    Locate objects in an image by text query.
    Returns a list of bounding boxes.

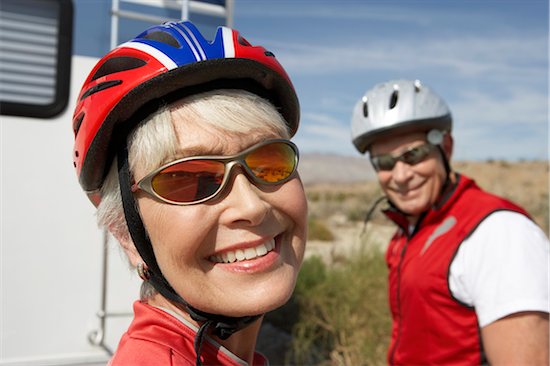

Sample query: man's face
[370,131,449,221]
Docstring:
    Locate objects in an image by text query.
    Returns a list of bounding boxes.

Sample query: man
[351,79,549,365]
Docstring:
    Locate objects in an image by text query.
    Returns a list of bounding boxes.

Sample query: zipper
[384,209,426,365]
[389,235,409,365]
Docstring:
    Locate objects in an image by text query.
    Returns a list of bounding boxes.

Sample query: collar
[382,173,467,237]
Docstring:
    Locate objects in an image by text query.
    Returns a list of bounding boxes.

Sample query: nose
[219,171,270,226]
[391,160,414,184]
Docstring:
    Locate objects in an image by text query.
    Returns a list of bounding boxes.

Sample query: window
[0,0,73,118]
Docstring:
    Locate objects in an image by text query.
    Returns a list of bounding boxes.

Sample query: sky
[74,0,549,161]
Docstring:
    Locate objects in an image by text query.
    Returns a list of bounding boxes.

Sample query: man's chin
[394,200,429,217]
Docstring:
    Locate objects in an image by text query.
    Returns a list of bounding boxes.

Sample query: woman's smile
[207,236,287,273]
[208,237,276,263]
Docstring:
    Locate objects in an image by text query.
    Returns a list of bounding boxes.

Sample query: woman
[72,21,307,365]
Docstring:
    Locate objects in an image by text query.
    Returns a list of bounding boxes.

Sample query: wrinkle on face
[133,118,307,317]
[371,131,448,219]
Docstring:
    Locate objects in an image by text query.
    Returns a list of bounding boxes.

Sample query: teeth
[227,251,236,263]
[256,244,268,256]
[209,238,275,264]
[244,248,256,260]
[235,249,246,261]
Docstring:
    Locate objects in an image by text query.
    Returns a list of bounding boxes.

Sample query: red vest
[109,301,268,366]
[384,175,528,365]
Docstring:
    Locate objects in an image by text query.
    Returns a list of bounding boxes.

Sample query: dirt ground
[302,160,549,262]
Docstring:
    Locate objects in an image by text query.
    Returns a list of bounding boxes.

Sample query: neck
[218,317,263,363]
[388,171,458,230]
[147,293,262,364]
[407,215,420,227]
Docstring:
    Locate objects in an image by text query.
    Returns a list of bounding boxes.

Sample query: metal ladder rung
[112,9,178,24]
[121,0,227,18]
[110,0,233,49]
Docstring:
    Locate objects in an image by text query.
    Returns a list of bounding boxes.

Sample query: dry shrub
[305,181,387,226]
[288,248,391,366]
[454,160,549,233]
[308,217,336,241]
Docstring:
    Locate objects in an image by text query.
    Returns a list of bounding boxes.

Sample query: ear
[109,225,143,267]
[442,133,453,161]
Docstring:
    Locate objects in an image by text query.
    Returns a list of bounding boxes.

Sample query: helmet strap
[116,145,261,364]
[428,129,453,199]
[433,144,458,211]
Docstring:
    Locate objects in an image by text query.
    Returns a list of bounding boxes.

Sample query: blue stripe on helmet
[130,21,227,68]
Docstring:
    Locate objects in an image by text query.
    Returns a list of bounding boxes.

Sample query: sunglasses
[132,139,299,205]
[370,143,434,171]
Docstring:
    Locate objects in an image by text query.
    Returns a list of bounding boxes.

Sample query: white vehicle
[1,1,233,365]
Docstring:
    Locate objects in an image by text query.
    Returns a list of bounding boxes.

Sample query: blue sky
[74,0,548,161]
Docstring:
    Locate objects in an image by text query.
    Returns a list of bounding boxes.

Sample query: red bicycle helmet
[72,21,299,205]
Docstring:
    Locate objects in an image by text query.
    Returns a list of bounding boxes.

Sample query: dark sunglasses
[370,143,434,171]
[132,139,299,205]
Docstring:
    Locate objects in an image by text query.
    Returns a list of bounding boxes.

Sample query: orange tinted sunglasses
[132,139,299,205]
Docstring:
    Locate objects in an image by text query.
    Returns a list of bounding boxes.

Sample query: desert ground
[299,156,549,262]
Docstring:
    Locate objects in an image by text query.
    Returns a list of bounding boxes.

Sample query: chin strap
[434,145,456,208]
[117,146,261,366]
[360,195,388,236]
[194,320,214,366]
[192,313,259,365]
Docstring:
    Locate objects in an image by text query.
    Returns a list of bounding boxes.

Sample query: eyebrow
[398,142,427,154]
[374,142,427,157]
[168,145,226,162]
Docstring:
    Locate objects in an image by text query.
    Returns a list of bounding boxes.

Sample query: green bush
[287,250,391,365]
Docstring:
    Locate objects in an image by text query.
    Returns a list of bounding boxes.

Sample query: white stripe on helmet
[120,41,178,70]
[180,23,206,61]
[171,24,202,61]
[221,27,235,58]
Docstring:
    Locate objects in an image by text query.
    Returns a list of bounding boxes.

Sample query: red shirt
[384,175,528,365]
[109,301,268,366]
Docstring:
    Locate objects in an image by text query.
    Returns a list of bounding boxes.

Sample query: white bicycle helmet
[351,79,452,153]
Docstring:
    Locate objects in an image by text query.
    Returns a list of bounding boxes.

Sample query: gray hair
[97,89,292,299]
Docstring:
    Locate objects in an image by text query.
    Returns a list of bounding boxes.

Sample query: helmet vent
[414,79,422,93]
[80,80,122,101]
[142,31,181,48]
[362,96,368,117]
[91,57,147,81]
[73,112,84,136]
[237,35,251,46]
[389,90,399,109]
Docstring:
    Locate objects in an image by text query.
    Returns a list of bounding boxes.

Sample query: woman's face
[133,120,308,317]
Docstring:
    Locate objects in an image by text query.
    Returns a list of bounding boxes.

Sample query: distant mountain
[298,153,376,185]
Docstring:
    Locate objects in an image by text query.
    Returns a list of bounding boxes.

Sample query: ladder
[88,0,234,355]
